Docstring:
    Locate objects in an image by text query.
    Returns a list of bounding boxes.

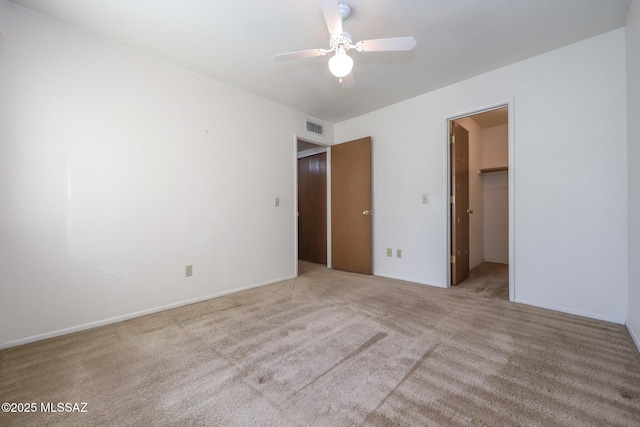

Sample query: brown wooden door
[451,121,470,285]
[298,152,327,264]
[331,137,372,274]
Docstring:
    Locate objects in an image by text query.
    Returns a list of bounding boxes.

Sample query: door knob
[362,210,372,216]
[466,209,474,214]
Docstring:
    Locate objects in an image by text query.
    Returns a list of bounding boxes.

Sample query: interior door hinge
[450,135,455,144]
[450,195,455,204]
[450,255,456,264]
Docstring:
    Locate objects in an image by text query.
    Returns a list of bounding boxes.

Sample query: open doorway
[295,136,374,276]
[297,139,328,266]
[448,105,512,300]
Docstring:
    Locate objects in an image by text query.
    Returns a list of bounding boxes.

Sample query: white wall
[336,29,628,323]
[0,1,333,348]
[626,0,640,350]
[482,125,508,264]
[483,125,509,168]
[455,117,484,269]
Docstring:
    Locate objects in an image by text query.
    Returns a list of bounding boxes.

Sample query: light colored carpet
[1,261,639,426]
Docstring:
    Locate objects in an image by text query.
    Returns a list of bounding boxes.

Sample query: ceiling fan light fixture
[328,47,353,78]
[274,1,417,86]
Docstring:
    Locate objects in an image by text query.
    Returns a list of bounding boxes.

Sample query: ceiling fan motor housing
[330,32,353,51]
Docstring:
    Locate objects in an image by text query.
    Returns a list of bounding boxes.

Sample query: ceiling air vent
[306,121,323,135]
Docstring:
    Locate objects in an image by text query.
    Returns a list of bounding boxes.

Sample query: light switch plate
[422,194,429,204]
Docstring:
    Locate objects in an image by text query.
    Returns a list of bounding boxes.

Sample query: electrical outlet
[274,197,280,207]
[386,248,392,257]
[397,249,402,258]
[185,265,193,277]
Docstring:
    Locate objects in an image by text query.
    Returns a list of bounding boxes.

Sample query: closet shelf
[478,166,508,175]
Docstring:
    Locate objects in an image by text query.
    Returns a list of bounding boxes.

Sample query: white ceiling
[10,0,631,123]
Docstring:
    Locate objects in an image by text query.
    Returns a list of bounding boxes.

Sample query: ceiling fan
[274,0,417,87]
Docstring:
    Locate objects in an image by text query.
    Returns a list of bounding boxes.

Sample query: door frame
[444,99,515,302]
[293,134,332,277]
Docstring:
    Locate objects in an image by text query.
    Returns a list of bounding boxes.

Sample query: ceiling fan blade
[274,49,328,62]
[321,0,343,35]
[341,72,354,88]
[355,36,417,52]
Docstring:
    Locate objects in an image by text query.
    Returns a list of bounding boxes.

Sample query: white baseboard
[514,298,626,325]
[373,273,445,288]
[0,275,296,350]
[627,321,640,354]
